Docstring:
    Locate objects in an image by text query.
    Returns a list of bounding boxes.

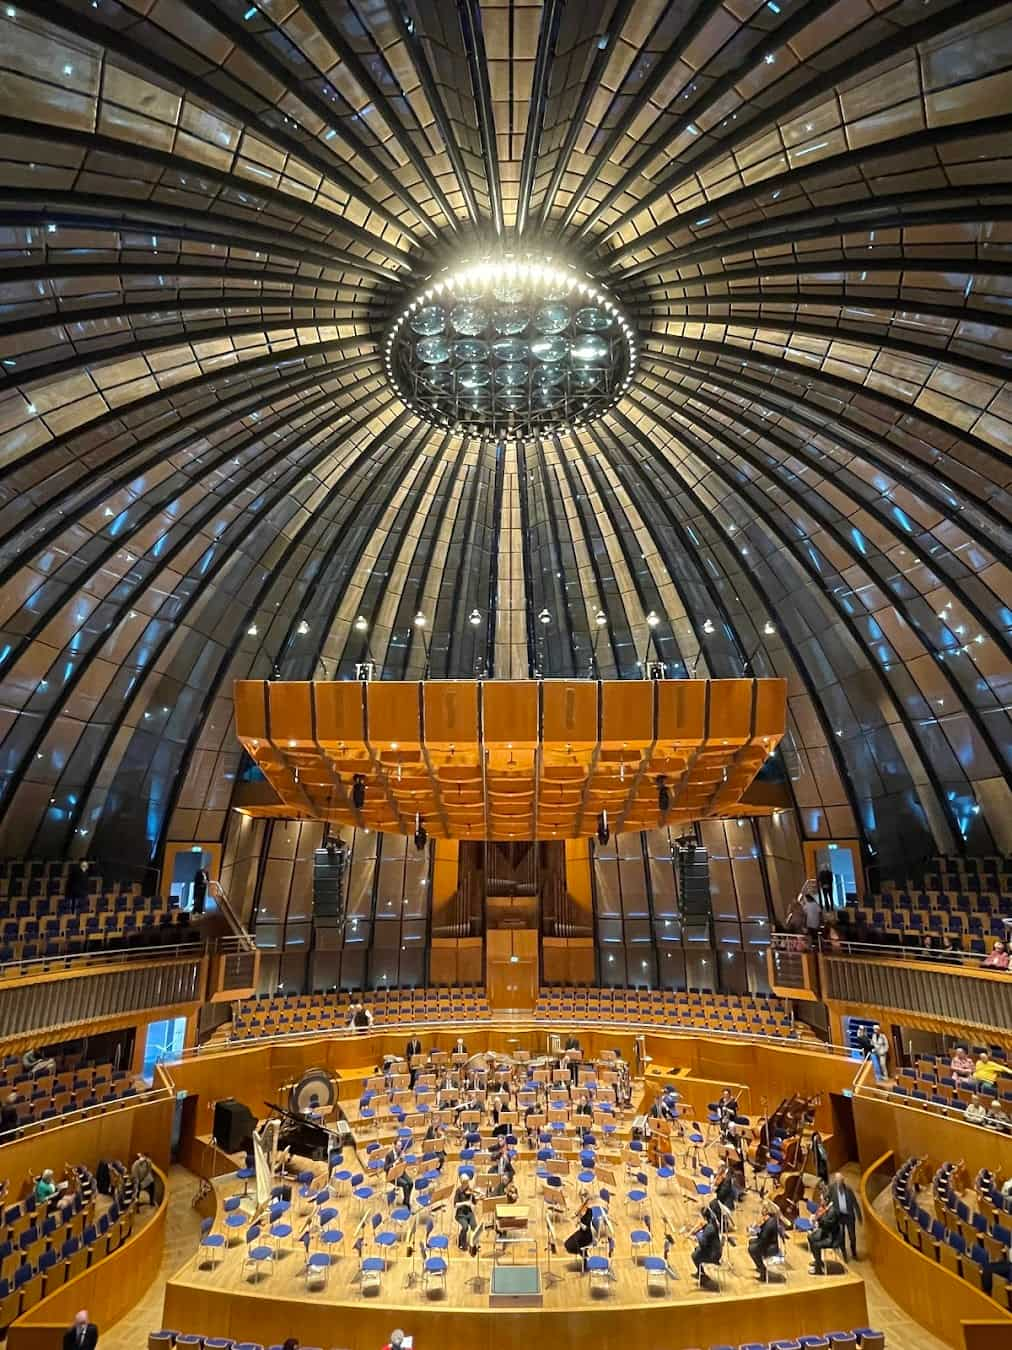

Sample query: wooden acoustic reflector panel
[233,678,786,840]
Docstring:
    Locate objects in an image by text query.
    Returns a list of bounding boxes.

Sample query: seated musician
[563,1191,596,1268]
[748,1199,781,1282]
[690,1205,723,1285]
[423,1118,445,1145]
[454,1175,480,1253]
[493,1177,519,1205]
[715,1155,738,1212]
[650,1087,678,1121]
[808,1188,843,1274]
[489,1142,515,1187]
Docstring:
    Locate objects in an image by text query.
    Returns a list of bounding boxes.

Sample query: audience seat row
[231,988,492,1039]
[535,987,796,1037]
[0,1160,136,1328]
[892,1156,1012,1309]
[147,1331,887,1350]
[0,1058,146,1142]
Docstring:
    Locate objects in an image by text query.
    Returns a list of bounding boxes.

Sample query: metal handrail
[821,937,1008,972]
[0,938,205,982]
[0,1083,173,1146]
[207,881,255,954]
[857,1078,1012,1137]
[163,1015,859,1060]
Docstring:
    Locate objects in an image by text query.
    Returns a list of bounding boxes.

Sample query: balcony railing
[0,947,204,1041]
[820,948,1012,1035]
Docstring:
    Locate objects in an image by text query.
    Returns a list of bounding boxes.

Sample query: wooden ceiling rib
[233,678,787,840]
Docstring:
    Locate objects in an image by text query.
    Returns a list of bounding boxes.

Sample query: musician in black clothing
[690,1206,722,1284]
[808,1193,842,1274]
[454,1176,480,1252]
[405,1036,422,1087]
[563,1201,595,1267]
[715,1163,737,1212]
[748,1200,782,1281]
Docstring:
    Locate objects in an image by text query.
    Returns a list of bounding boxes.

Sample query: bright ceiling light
[385,253,636,438]
[413,611,427,628]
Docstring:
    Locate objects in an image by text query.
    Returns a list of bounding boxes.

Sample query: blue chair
[304,1251,331,1288]
[199,1232,226,1268]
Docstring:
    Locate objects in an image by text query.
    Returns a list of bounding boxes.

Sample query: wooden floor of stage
[169,1151,861,1313]
[86,1162,950,1350]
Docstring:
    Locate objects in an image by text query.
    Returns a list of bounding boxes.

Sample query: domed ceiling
[0,0,1010,871]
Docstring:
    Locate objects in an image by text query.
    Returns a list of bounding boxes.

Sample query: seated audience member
[982,941,1010,970]
[950,1046,976,1085]
[824,922,843,953]
[131,1152,156,1206]
[23,1046,56,1078]
[965,1095,988,1124]
[987,1101,1010,1131]
[352,1001,373,1029]
[940,934,961,959]
[34,1168,57,1204]
[1,1091,20,1135]
[974,1054,1010,1087]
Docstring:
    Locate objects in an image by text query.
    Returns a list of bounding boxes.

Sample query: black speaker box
[213,1097,256,1154]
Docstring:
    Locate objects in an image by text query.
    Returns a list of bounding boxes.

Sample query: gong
[289,1067,335,1115]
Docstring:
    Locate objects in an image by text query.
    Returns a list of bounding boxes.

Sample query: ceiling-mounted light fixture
[413,611,427,628]
[646,610,660,627]
[246,623,258,637]
[354,615,368,631]
[296,619,310,635]
[468,608,482,626]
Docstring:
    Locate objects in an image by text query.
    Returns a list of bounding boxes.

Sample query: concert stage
[163,1162,867,1350]
[163,1252,866,1350]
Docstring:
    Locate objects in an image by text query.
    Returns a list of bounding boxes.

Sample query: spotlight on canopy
[385,255,637,438]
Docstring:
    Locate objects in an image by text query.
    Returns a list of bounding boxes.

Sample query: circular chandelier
[384,256,637,437]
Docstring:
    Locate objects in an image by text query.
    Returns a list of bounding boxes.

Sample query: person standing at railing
[191,867,209,916]
[870,1024,890,1081]
[803,893,822,947]
[65,861,90,915]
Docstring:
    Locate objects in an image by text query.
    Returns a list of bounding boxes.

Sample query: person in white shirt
[965,1095,987,1124]
[986,1101,1010,1131]
[870,1024,889,1081]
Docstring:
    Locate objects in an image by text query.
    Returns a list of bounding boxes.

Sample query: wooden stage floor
[164,1155,867,1350]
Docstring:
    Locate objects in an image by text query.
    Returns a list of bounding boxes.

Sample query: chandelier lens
[387,257,636,435]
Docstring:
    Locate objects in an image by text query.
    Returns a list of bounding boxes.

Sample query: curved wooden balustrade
[859,1151,1012,1350]
[6,1163,169,1350]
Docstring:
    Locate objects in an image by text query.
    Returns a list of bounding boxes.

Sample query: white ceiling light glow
[385,255,637,438]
